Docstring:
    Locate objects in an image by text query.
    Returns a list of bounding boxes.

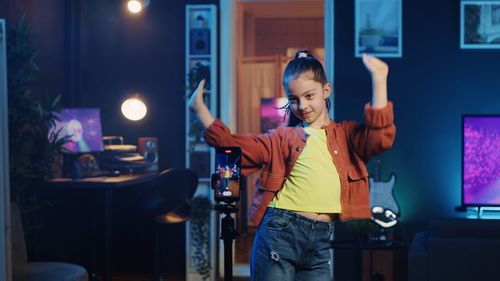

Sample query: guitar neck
[374,158,381,181]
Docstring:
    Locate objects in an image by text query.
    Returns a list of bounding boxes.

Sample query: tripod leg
[224,238,233,281]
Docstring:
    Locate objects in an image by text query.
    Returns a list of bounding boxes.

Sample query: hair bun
[295,49,314,60]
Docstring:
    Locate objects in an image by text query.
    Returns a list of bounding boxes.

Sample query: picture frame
[461,1,500,49]
[355,0,403,58]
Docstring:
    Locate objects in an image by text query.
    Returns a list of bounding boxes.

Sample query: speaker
[138,137,158,172]
[190,28,210,55]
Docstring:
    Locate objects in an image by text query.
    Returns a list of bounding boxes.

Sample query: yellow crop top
[270,127,342,213]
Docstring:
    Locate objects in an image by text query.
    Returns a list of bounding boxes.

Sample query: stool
[135,168,198,281]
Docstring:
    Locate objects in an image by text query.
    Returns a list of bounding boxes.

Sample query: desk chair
[136,168,198,281]
[11,203,88,281]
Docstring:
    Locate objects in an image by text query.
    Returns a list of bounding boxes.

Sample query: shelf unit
[185,5,218,281]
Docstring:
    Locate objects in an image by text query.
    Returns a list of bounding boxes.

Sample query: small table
[332,237,405,281]
[45,173,158,281]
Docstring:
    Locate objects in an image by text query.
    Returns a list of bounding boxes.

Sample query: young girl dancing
[188,50,395,281]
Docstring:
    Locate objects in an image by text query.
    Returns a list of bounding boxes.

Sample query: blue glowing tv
[463,115,500,206]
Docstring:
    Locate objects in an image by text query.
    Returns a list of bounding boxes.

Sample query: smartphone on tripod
[213,147,241,202]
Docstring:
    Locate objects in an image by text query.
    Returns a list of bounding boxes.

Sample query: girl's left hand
[188,79,206,111]
[362,53,389,79]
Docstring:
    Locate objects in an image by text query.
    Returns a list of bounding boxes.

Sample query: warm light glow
[121,98,147,121]
[127,0,143,14]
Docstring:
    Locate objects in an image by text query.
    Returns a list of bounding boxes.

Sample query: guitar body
[369,173,399,228]
[345,159,400,234]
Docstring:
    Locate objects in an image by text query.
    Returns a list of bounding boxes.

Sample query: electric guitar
[368,158,399,229]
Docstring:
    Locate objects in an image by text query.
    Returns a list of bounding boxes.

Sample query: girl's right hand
[188,79,206,111]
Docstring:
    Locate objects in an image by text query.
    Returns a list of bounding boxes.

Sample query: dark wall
[0,0,66,103]
[1,0,217,277]
[335,0,500,237]
[0,0,215,171]
[78,0,187,171]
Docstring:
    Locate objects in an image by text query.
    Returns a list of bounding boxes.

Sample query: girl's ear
[323,83,332,99]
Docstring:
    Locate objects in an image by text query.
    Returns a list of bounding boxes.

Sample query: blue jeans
[250,208,335,281]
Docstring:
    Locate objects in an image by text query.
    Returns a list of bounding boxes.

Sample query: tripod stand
[214,203,239,281]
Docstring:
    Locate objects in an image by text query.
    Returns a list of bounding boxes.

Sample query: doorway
[231,0,326,274]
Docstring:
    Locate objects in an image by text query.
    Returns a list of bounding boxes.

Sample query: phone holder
[211,172,240,203]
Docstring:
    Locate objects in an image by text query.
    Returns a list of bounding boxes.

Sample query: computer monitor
[260,97,288,133]
[462,115,500,206]
[50,108,104,153]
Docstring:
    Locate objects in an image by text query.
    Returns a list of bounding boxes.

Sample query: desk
[45,173,158,281]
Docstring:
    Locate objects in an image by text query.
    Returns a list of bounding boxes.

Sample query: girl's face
[287,72,331,128]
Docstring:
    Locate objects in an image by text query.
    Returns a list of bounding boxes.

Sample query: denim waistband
[265,207,335,230]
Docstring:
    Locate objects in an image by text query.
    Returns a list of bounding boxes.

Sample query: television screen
[260,97,288,133]
[50,108,104,153]
[463,115,500,206]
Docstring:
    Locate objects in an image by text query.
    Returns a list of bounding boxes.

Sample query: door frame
[219,0,335,128]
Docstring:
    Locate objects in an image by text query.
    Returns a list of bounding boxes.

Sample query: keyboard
[85,170,111,178]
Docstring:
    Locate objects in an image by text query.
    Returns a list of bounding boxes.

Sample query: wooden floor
[112,275,249,281]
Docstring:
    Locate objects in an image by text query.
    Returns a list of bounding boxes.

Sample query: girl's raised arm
[187,79,215,128]
[362,53,388,109]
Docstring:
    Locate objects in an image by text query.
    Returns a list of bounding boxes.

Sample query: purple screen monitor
[50,108,104,153]
[260,97,288,133]
[463,115,500,206]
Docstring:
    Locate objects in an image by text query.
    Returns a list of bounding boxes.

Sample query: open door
[219,0,334,278]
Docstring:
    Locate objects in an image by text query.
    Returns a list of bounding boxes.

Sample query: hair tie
[297,52,308,59]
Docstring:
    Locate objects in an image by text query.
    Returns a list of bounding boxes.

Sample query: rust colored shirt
[204,102,396,225]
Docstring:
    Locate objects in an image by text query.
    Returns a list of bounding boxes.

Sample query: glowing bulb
[121,98,147,121]
[127,0,143,14]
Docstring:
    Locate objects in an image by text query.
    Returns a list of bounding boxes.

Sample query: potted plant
[7,14,67,249]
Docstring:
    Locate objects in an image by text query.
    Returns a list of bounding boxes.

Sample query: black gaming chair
[135,168,198,281]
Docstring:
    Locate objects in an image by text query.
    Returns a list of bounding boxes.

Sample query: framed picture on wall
[355,0,402,58]
[461,1,500,49]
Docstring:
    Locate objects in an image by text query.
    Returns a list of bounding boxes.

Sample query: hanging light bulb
[127,0,143,13]
[127,0,150,14]
[121,97,147,121]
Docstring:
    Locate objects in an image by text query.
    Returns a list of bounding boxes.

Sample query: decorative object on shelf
[189,196,213,280]
[461,1,500,49]
[189,11,210,55]
[188,62,210,92]
[355,0,402,58]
